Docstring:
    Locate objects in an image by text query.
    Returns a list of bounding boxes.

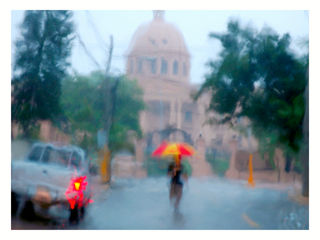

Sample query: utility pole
[75,21,116,183]
[106,35,113,76]
[99,35,118,184]
[103,35,114,143]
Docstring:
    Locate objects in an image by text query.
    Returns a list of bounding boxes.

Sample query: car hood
[12,161,85,199]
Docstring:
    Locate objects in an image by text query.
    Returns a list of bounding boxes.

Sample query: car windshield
[27,145,83,169]
[42,146,69,167]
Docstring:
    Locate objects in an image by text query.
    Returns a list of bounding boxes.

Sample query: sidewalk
[89,175,110,199]
[254,181,301,190]
[254,180,308,205]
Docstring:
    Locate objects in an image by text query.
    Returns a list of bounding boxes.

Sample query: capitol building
[116,11,257,177]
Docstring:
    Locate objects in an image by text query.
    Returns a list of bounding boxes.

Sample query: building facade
[124,11,258,177]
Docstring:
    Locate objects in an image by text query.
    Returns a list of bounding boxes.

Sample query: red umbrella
[152,141,169,157]
[152,141,195,165]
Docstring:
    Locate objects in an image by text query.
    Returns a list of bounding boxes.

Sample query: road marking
[242,213,260,228]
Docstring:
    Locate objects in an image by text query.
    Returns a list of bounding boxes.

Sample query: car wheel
[69,205,86,225]
[11,192,19,217]
[80,206,86,220]
[69,205,80,225]
[20,199,36,221]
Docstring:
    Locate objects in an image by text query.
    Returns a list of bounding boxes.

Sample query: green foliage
[181,160,192,176]
[253,128,277,169]
[12,11,74,138]
[16,124,41,141]
[195,20,308,155]
[79,133,96,153]
[61,72,105,135]
[206,151,230,176]
[60,71,145,154]
[144,156,170,177]
[108,76,145,153]
[293,159,303,174]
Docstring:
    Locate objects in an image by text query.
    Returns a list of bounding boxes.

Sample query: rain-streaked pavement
[12,177,309,230]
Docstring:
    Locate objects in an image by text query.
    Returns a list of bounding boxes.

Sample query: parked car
[11,142,93,224]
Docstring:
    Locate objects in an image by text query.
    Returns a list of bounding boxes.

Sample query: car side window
[42,147,53,164]
[28,146,44,162]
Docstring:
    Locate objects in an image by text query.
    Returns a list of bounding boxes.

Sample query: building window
[184,111,192,123]
[149,37,156,46]
[150,58,157,74]
[173,60,179,75]
[138,58,143,73]
[183,62,187,76]
[161,58,167,75]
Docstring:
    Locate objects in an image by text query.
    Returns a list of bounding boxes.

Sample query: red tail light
[65,175,93,209]
[74,181,81,191]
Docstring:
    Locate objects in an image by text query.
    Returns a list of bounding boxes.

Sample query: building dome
[126,11,190,84]
[127,11,190,57]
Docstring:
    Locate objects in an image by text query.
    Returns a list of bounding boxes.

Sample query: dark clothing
[168,162,186,210]
[168,163,184,186]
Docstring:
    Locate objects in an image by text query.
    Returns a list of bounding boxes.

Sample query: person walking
[167,155,188,211]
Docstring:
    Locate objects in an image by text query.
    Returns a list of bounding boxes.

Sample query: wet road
[12,177,309,230]
[80,177,308,230]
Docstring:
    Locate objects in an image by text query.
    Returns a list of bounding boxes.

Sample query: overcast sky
[11,10,309,84]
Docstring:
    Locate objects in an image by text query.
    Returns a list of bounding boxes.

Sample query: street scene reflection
[11,10,309,230]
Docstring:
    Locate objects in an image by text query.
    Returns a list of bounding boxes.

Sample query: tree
[61,72,104,137]
[195,20,308,195]
[300,39,309,197]
[12,10,74,138]
[60,71,145,155]
[107,75,145,153]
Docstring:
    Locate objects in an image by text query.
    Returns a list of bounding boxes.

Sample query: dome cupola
[126,11,190,83]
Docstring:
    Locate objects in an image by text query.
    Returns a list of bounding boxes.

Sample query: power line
[85,11,109,50]
[105,35,113,76]
[76,32,102,70]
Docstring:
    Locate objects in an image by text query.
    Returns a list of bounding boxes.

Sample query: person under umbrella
[152,142,194,211]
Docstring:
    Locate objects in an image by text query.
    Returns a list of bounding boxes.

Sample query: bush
[206,152,230,177]
[293,160,303,174]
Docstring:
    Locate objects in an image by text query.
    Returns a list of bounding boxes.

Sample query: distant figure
[167,155,188,211]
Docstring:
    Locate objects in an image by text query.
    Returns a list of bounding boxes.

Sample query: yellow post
[99,145,111,183]
[248,153,255,187]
